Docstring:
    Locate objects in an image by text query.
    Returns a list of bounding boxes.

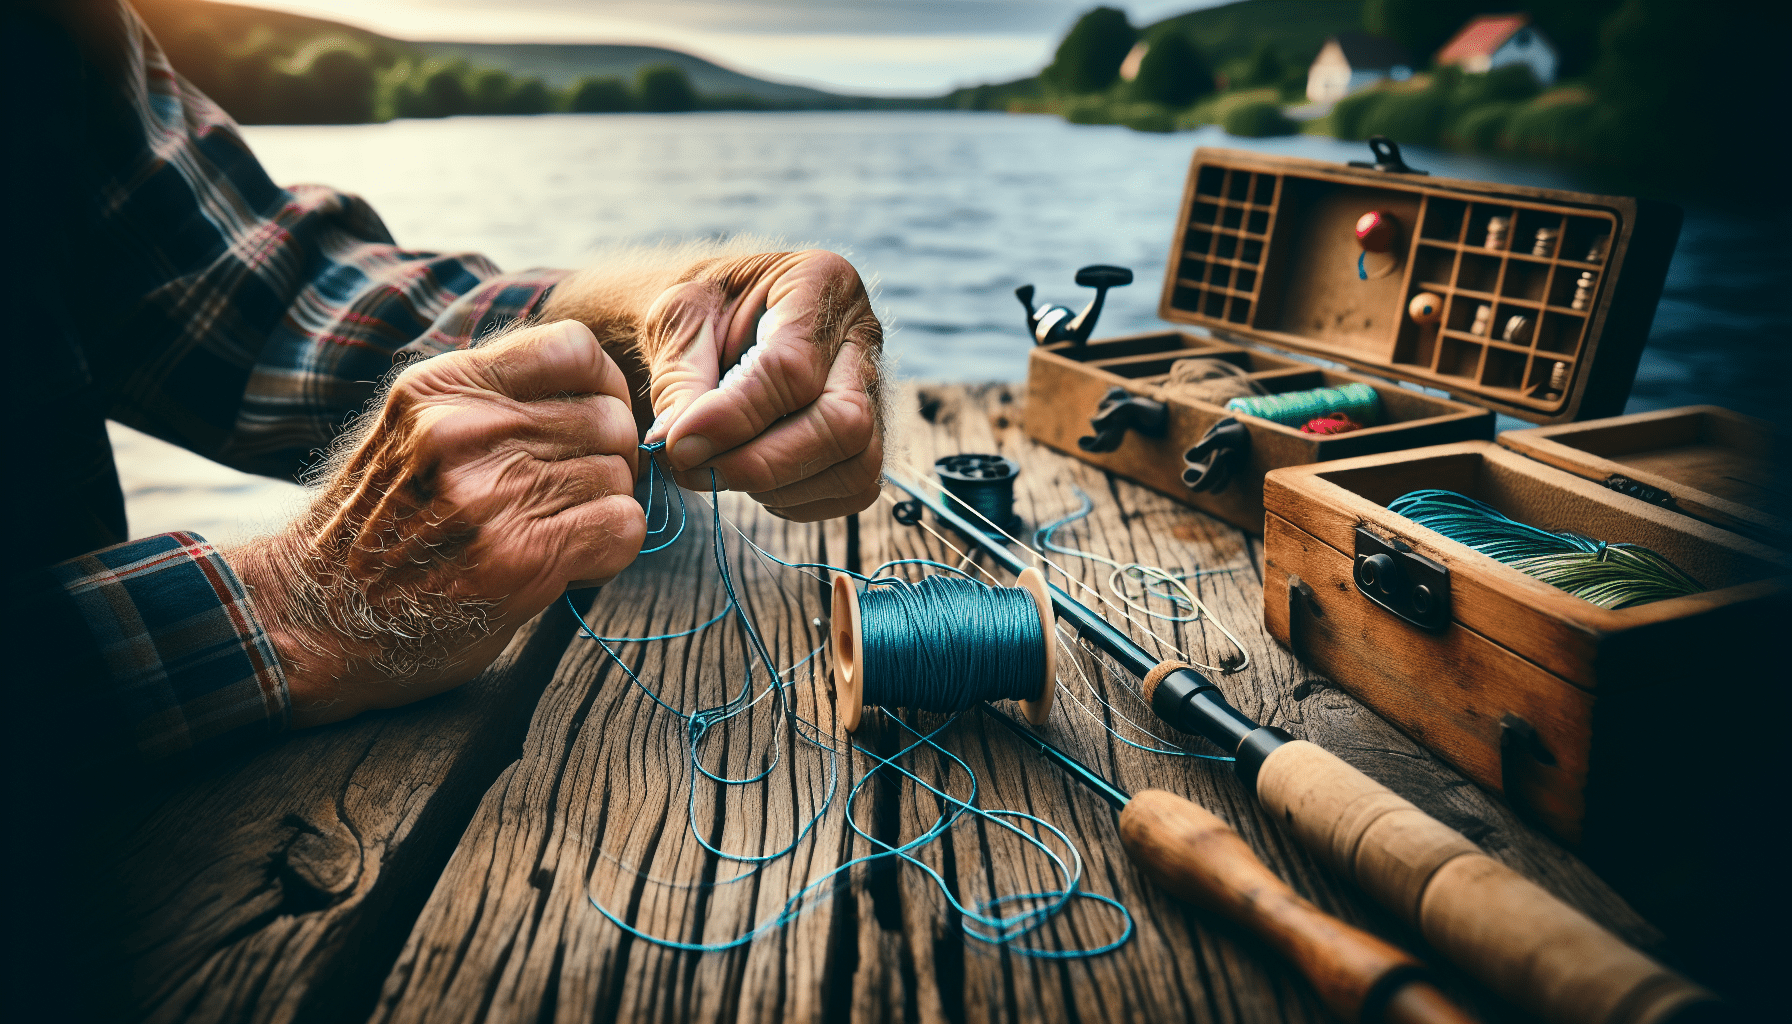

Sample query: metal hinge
[1603,474,1678,509]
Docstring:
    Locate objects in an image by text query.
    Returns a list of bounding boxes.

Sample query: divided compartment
[1466,203,1516,251]
[1413,245,1456,289]
[1561,215,1614,265]
[1502,257,1550,302]
[1159,150,1661,422]
[1457,252,1502,294]
[1420,197,1467,242]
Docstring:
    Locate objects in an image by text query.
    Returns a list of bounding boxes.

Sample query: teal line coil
[1388,489,1705,609]
[1226,382,1381,428]
[857,577,1045,712]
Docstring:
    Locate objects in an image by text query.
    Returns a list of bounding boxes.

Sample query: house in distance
[1435,13,1558,85]
[1305,32,1413,104]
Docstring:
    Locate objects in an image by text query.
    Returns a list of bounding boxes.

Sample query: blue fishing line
[858,577,1044,713]
[566,455,1134,957]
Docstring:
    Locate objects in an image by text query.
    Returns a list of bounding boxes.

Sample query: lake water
[114,111,1790,542]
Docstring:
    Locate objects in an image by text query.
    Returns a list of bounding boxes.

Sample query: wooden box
[1499,405,1788,548]
[1025,146,1681,533]
[1260,439,1790,931]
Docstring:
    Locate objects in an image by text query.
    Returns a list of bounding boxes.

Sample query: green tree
[637,64,697,112]
[1043,7,1136,94]
[1238,40,1284,89]
[504,78,554,114]
[570,76,631,112]
[1361,0,1483,64]
[1130,32,1213,107]
[1224,100,1296,137]
[302,48,376,123]
[422,66,473,117]
[470,68,515,114]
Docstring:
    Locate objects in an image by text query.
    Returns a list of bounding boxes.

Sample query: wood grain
[78,601,580,1024]
[87,385,1687,1024]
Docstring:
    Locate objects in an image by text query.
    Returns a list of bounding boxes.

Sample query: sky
[235,0,1233,95]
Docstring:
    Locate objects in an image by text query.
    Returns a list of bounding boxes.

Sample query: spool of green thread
[1226,383,1381,428]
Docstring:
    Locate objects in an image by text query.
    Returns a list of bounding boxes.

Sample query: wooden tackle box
[1025,146,1681,533]
[1260,428,1789,949]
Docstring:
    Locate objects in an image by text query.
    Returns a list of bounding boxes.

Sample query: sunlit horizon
[214,0,1226,95]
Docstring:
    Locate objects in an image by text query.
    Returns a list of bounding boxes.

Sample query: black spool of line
[935,454,1021,538]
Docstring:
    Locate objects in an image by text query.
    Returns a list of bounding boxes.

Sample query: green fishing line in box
[1022,140,1680,534]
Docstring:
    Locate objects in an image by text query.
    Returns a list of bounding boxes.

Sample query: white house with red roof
[1435,13,1558,85]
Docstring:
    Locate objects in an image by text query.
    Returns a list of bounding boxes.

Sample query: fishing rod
[977,703,1471,1024]
[886,472,1716,1024]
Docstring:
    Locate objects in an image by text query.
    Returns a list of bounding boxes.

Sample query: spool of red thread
[1355,211,1397,253]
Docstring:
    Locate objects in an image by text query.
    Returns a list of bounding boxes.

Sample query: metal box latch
[1353,528,1450,632]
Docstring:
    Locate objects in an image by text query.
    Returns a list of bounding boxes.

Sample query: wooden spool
[830,567,1058,732]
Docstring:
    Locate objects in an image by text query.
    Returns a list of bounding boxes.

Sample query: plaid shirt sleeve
[88,4,570,478]
[35,4,577,762]
[30,533,289,763]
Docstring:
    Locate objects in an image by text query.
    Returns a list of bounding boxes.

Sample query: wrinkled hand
[642,250,885,521]
[229,320,644,727]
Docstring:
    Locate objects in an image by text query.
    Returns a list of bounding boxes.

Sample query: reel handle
[1016,264,1132,345]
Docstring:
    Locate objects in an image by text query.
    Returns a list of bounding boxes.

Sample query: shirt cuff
[408,267,572,357]
[48,532,289,762]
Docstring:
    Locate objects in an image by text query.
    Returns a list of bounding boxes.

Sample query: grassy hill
[1150,0,1362,71]
[412,43,840,104]
[130,0,917,121]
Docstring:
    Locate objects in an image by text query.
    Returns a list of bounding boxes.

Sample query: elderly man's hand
[640,250,884,521]
[228,320,644,727]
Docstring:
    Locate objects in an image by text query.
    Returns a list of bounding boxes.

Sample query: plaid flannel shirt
[6,2,569,764]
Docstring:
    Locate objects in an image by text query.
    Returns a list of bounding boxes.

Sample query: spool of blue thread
[830,568,1057,732]
[1225,382,1381,428]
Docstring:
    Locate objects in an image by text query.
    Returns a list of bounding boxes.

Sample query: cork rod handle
[1119,789,1474,1024]
[1255,741,1716,1024]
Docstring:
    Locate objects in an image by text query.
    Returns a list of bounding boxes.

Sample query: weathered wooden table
[86,384,1666,1024]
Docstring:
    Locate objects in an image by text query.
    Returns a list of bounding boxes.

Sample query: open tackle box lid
[1155,144,1682,424]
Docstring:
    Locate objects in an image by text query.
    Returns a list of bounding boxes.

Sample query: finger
[555,492,648,586]
[508,393,640,478]
[760,484,882,524]
[666,339,876,495]
[515,451,637,520]
[449,319,632,404]
[663,252,877,473]
[640,279,729,447]
[744,433,882,509]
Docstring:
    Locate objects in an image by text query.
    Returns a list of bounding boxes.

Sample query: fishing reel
[1016,265,1132,346]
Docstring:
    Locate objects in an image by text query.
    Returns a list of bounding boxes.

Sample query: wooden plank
[363,383,1664,1024]
[75,601,580,1024]
[370,499,849,1023]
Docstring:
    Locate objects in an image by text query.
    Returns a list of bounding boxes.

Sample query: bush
[1356,87,1449,146]
[470,69,514,114]
[300,48,376,123]
[1043,7,1135,94]
[1330,88,1383,140]
[1445,101,1518,151]
[422,66,473,117]
[504,78,554,114]
[1223,100,1296,137]
[569,76,631,112]
[1130,32,1213,107]
[637,64,697,112]
[1113,102,1175,133]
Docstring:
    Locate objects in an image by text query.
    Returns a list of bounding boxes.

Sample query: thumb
[641,279,733,449]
